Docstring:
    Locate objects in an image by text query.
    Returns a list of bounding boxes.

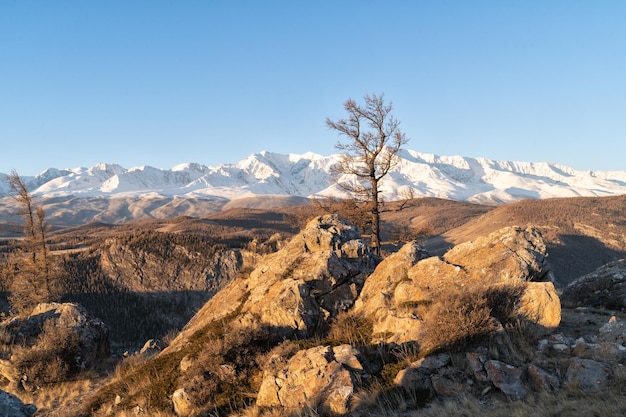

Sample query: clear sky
[1,1,625,176]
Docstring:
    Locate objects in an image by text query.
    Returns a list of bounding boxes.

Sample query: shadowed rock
[0,390,35,417]
[562,259,626,310]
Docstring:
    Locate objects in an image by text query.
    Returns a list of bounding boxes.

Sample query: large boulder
[352,241,430,344]
[442,225,554,282]
[354,226,560,344]
[561,259,626,309]
[0,303,109,390]
[517,281,562,334]
[6,302,110,364]
[257,344,364,415]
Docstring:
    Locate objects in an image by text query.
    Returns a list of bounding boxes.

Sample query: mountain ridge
[2,149,625,205]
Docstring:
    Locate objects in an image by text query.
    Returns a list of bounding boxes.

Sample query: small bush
[421,284,497,356]
[326,311,373,347]
[12,320,81,387]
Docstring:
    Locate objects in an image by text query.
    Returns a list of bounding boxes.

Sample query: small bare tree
[326,93,409,255]
[2,170,58,312]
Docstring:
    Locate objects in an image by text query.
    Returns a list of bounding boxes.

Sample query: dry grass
[326,311,373,347]
[20,378,99,417]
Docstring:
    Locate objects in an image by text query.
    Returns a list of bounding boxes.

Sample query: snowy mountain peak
[1,150,625,204]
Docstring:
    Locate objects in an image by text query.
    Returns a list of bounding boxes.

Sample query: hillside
[0,195,625,415]
[426,195,626,286]
[61,213,625,417]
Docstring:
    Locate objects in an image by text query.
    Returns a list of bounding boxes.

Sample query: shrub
[326,311,373,347]
[12,320,81,387]
[421,284,497,356]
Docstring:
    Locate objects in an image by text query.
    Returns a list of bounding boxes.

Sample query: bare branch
[327,93,410,254]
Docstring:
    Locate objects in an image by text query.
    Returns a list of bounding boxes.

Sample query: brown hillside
[426,195,626,286]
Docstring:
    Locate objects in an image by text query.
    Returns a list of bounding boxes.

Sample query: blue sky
[1,1,625,176]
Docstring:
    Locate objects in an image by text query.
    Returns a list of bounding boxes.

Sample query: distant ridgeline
[0,150,625,227]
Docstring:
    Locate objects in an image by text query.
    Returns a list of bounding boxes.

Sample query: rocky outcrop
[0,303,109,390]
[237,215,376,337]
[166,215,377,352]
[98,239,244,293]
[162,215,376,414]
[257,344,364,415]
[561,259,626,310]
[390,310,626,406]
[443,225,554,282]
[6,303,109,364]
[354,226,560,344]
[89,216,626,416]
[351,241,429,344]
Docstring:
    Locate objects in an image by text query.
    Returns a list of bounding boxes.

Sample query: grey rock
[566,358,612,393]
[0,390,35,417]
[484,360,527,399]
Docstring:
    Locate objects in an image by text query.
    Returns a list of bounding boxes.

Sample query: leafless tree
[2,170,58,312]
[326,93,409,255]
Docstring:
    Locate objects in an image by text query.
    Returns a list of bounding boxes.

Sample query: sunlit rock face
[354,225,560,345]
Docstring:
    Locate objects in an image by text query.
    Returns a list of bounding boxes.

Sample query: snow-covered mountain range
[2,149,626,205]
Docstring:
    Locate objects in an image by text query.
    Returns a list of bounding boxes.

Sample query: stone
[562,259,626,309]
[333,344,363,371]
[0,390,35,417]
[527,364,560,393]
[138,339,162,358]
[410,353,451,371]
[394,368,432,392]
[588,343,626,362]
[484,360,527,399]
[443,225,553,282]
[172,388,195,417]
[430,374,469,398]
[598,316,626,345]
[256,344,364,415]
[517,281,561,334]
[565,358,612,393]
[466,351,489,382]
[394,353,452,392]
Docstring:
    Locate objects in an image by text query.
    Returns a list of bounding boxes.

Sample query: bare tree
[2,170,58,312]
[326,93,409,255]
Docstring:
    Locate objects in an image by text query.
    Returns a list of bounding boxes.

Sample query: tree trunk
[371,204,381,256]
[370,177,381,255]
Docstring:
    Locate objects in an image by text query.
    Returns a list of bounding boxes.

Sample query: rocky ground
[0,212,625,416]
